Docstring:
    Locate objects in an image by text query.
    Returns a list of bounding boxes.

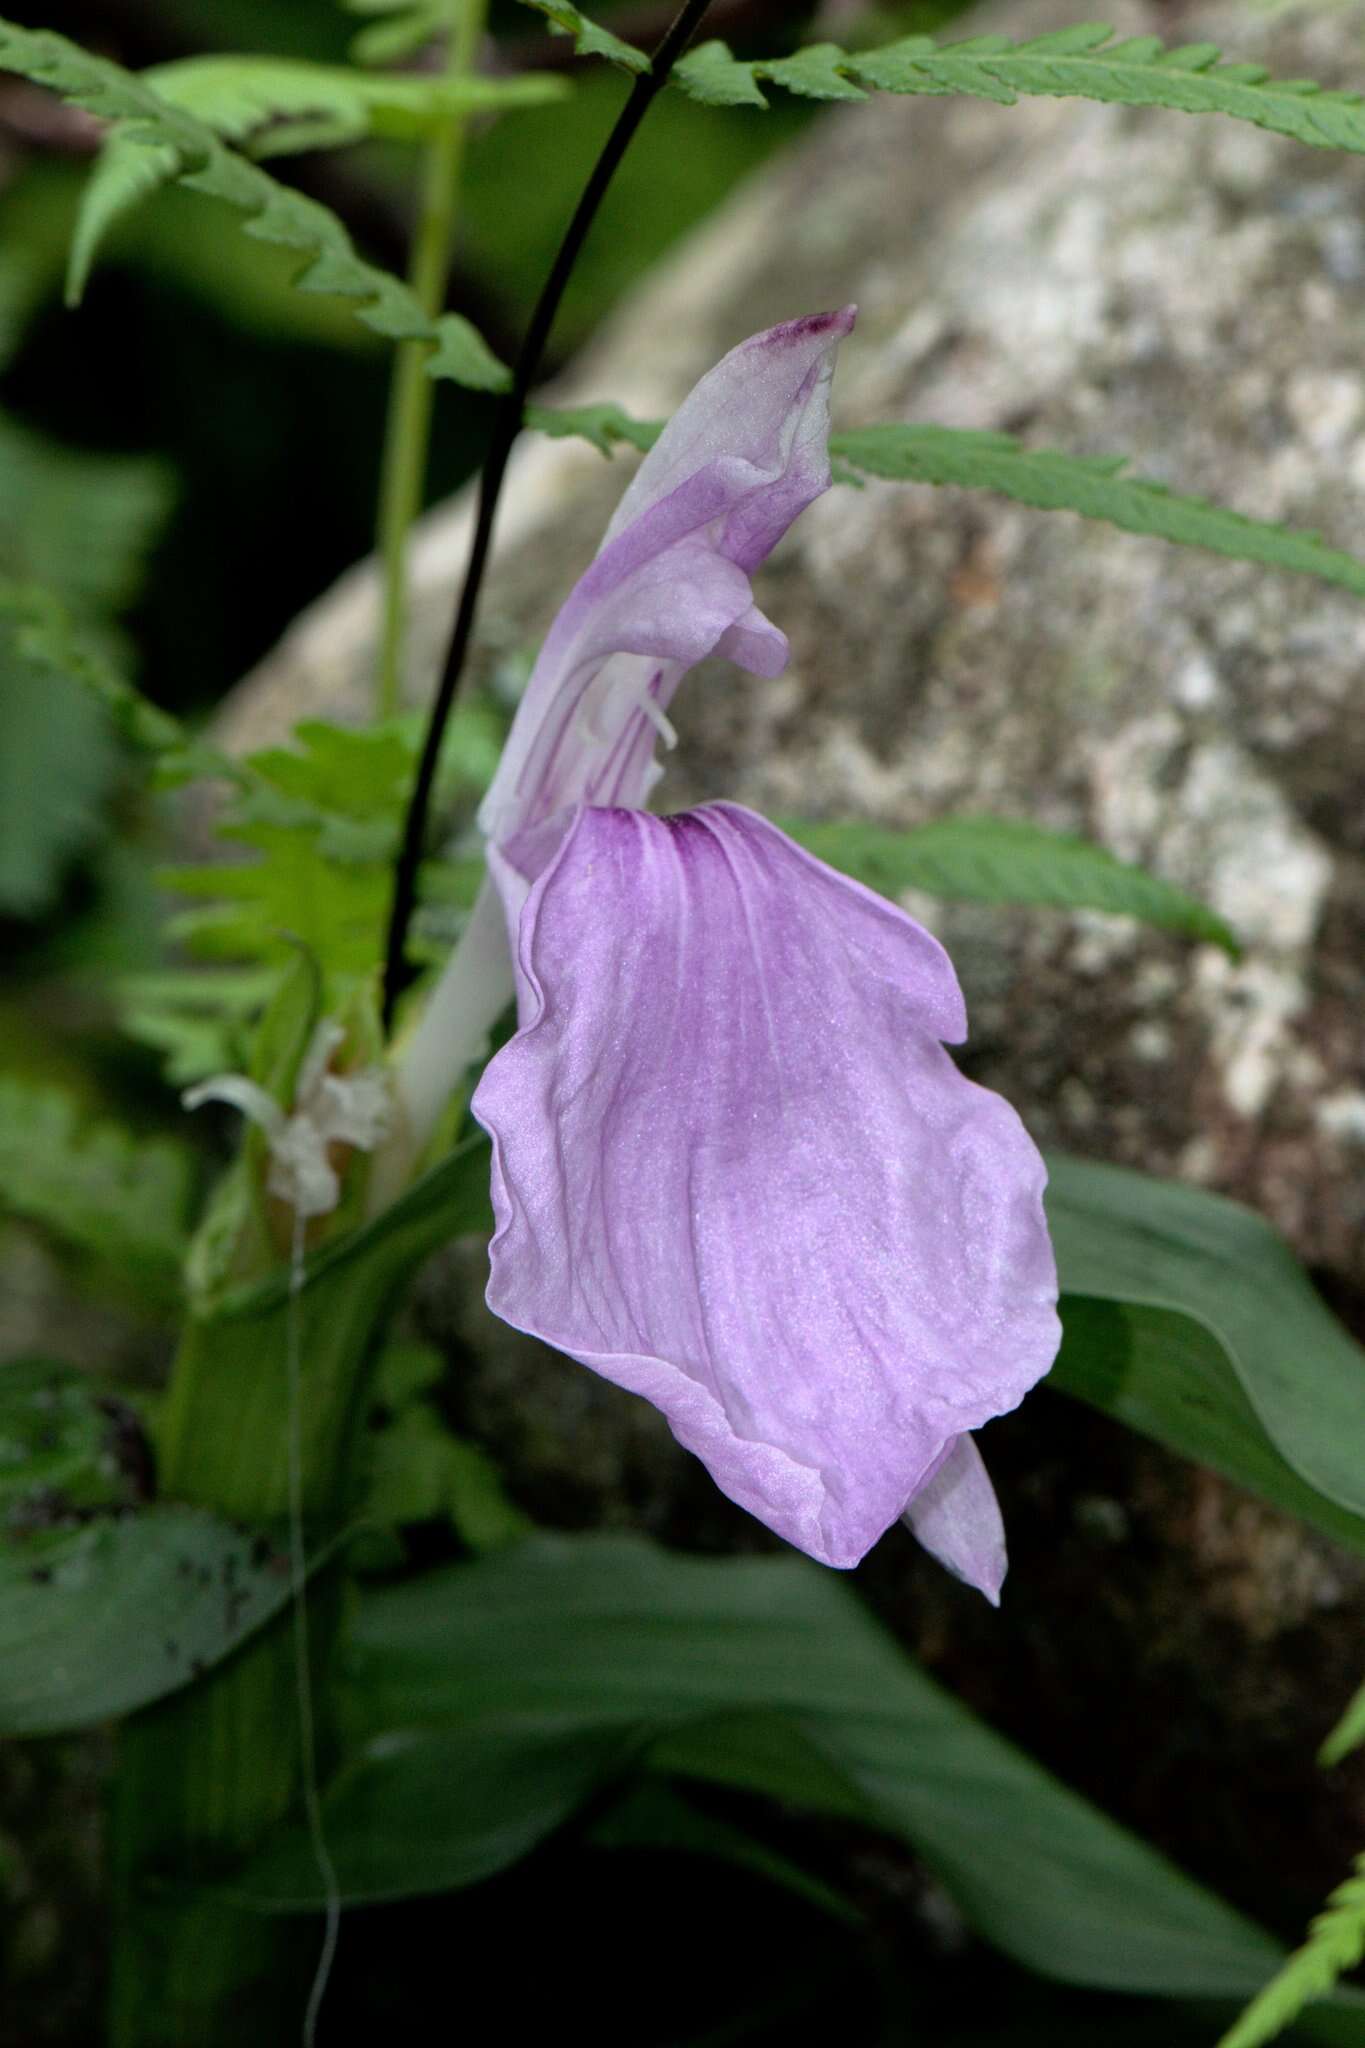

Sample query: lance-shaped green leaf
[0,20,508,390]
[0,1506,296,1736]
[1051,1298,1365,1562]
[674,24,1365,164]
[312,1532,1365,2012]
[1046,1155,1365,1535]
[68,54,566,303]
[831,426,1365,605]
[780,814,1237,952]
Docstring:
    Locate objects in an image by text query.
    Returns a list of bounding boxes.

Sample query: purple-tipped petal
[479,311,855,858]
[472,803,1059,1570]
[902,1433,1009,1604]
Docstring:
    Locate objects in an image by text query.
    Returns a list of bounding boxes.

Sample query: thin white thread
[287,1210,342,2048]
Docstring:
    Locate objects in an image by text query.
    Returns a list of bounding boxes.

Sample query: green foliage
[514,1,649,73]
[68,54,566,303]
[1052,1299,1365,1562]
[831,425,1365,605]
[361,1340,531,1555]
[0,1358,142,1518]
[1319,1677,1365,1770]
[525,399,662,455]
[0,19,508,390]
[674,22,1365,163]
[0,418,172,617]
[781,814,1238,952]
[590,1778,862,1925]
[342,0,462,68]
[141,710,497,1079]
[0,580,211,777]
[533,407,1365,609]
[1219,1855,1365,2048]
[0,1076,194,1283]
[0,620,118,919]
[116,966,280,1089]
[1046,1156,1365,1537]
[245,1531,1310,2003]
[0,1505,294,1736]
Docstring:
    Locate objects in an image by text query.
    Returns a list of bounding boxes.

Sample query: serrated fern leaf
[0,1076,193,1279]
[1320,1674,1365,1768]
[68,54,565,301]
[514,2,649,73]
[832,424,1365,601]
[1218,1852,1365,2048]
[781,814,1238,953]
[0,19,507,390]
[532,405,1365,608]
[148,713,497,1067]
[674,23,1365,159]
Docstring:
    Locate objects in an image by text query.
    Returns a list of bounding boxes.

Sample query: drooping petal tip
[902,1433,1009,1604]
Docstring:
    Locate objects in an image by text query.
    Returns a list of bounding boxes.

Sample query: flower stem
[381,0,714,1028]
[373,0,490,721]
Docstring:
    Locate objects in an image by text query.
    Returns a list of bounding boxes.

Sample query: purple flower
[414,311,1059,1593]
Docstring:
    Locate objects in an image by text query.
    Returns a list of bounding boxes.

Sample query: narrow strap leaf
[0,19,509,391]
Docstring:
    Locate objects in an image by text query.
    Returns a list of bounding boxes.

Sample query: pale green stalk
[374,0,490,719]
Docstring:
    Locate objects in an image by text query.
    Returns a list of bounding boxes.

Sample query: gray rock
[224,0,1365,1926]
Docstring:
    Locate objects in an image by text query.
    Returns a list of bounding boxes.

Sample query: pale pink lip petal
[901,1433,1010,1604]
[472,804,1060,1572]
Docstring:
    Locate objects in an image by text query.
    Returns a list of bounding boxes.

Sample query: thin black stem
[382,0,715,1027]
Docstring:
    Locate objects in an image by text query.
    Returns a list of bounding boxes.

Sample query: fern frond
[0,19,508,390]
[1218,1852,1365,2048]
[675,23,1365,159]
[514,2,649,73]
[0,1076,193,1281]
[780,814,1238,952]
[831,424,1365,601]
[530,406,1365,604]
[67,54,565,302]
